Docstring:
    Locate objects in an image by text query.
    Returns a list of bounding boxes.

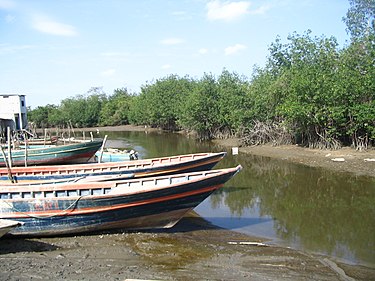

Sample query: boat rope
[0,196,84,219]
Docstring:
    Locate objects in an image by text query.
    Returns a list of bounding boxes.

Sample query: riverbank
[212,138,375,178]
[77,124,375,178]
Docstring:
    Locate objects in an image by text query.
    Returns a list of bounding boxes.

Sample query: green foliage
[129,75,194,130]
[99,88,133,126]
[216,70,249,134]
[343,0,375,41]
[128,94,150,126]
[59,88,106,128]
[28,104,59,128]
[270,32,343,147]
[179,73,220,139]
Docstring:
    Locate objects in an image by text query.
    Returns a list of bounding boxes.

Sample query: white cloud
[160,38,184,45]
[206,0,250,21]
[32,15,77,36]
[101,69,116,77]
[224,43,247,55]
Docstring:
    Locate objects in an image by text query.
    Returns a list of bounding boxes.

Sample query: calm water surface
[99,130,375,267]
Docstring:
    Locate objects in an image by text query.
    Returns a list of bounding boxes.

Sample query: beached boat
[0,152,227,184]
[0,219,23,238]
[0,166,242,236]
[0,139,103,167]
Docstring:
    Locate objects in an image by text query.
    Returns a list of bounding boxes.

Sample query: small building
[0,94,28,131]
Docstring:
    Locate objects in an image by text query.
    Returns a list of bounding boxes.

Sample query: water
[98,130,375,267]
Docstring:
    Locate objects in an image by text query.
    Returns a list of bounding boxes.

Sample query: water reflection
[97,130,375,266]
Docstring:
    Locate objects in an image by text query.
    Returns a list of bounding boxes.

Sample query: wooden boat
[0,152,226,184]
[0,139,103,167]
[0,165,242,236]
[0,219,23,238]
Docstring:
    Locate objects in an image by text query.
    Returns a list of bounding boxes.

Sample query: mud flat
[0,214,374,281]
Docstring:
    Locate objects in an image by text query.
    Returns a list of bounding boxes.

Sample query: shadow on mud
[0,238,59,254]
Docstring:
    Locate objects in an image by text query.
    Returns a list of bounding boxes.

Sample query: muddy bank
[212,139,375,178]
[1,214,374,281]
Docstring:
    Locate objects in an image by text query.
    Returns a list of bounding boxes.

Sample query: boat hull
[0,140,103,167]
[0,166,241,236]
[0,219,22,238]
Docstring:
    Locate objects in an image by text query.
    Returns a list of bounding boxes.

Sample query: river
[98,129,375,268]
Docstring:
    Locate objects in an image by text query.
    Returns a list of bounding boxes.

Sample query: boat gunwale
[0,152,227,175]
[0,166,241,196]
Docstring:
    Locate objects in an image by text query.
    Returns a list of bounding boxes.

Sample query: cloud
[224,43,246,55]
[206,0,250,21]
[160,38,184,45]
[32,15,77,36]
[101,69,116,77]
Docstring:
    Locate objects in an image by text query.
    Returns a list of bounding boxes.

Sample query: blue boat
[0,166,242,236]
[95,149,138,162]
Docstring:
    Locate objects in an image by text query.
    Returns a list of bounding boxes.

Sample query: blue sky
[1,0,350,109]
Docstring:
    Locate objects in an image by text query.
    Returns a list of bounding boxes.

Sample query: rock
[331,158,345,162]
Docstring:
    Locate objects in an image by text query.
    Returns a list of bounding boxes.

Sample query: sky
[0,0,351,109]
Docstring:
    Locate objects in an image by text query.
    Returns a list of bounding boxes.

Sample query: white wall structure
[0,94,28,130]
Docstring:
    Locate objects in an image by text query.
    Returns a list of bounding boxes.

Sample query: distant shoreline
[40,125,375,178]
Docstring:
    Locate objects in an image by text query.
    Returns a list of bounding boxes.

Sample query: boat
[0,219,23,238]
[0,165,242,236]
[0,139,103,167]
[95,148,138,162]
[0,152,226,184]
